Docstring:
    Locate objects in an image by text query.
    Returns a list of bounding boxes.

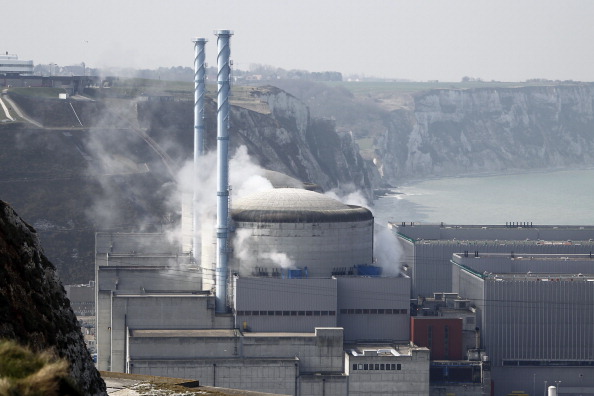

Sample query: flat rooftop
[130,329,238,338]
[453,253,594,279]
[345,344,417,357]
[392,222,594,243]
[129,329,318,338]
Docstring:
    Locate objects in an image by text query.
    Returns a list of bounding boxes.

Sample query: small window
[340,309,348,314]
[370,309,378,314]
[397,364,402,370]
[369,364,374,371]
[267,311,274,315]
[291,311,297,316]
[362,309,370,314]
[314,311,321,316]
[355,309,362,314]
[364,364,368,370]
[390,364,396,370]
[252,311,259,316]
[329,311,335,316]
[375,364,380,370]
[260,311,267,316]
[321,311,328,316]
[348,309,355,314]
[306,311,313,316]
[352,364,357,371]
[358,364,363,370]
[298,311,305,316]
[380,364,385,370]
[275,311,282,316]
[377,309,385,314]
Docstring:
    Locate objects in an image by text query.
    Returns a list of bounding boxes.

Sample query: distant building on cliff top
[0,53,33,76]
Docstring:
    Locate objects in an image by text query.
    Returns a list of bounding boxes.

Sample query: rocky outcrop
[0,200,106,395]
[238,87,379,199]
[376,84,594,183]
[139,86,380,200]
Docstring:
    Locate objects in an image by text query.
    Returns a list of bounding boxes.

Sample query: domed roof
[261,170,305,189]
[232,188,373,223]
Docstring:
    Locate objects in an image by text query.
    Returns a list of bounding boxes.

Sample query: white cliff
[376,84,594,183]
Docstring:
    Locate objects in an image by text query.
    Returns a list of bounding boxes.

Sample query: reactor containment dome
[226,188,374,278]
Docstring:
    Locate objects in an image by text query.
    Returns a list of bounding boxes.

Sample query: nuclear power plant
[94,31,594,396]
[95,31,429,396]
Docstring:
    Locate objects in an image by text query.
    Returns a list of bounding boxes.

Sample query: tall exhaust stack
[215,29,233,313]
[192,37,207,259]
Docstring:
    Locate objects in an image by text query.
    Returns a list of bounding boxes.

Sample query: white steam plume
[325,184,403,276]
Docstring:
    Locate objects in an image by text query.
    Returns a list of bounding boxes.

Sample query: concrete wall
[230,220,374,278]
[235,278,337,333]
[298,375,347,396]
[242,329,344,373]
[108,295,222,372]
[98,267,201,293]
[127,328,344,376]
[96,290,112,371]
[346,349,430,396]
[337,277,410,342]
[130,358,298,395]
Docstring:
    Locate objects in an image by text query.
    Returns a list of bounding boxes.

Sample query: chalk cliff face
[376,84,594,183]
[0,201,106,395]
[140,86,380,200]
[238,87,379,199]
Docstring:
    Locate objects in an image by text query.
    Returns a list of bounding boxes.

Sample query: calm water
[372,168,594,226]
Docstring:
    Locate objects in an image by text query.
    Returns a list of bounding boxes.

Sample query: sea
[372,168,594,226]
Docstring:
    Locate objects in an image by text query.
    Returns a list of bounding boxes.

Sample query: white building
[0,53,33,75]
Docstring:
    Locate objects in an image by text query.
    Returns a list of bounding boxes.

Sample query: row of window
[236,310,336,316]
[236,309,408,316]
[352,363,402,371]
[0,64,33,68]
[340,308,407,315]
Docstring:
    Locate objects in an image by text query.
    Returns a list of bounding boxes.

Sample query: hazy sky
[4,0,594,82]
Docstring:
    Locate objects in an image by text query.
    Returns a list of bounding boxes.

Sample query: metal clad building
[451,253,594,396]
[394,223,594,297]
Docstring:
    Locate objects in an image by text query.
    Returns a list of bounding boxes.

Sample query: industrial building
[0,53,33,76]
[394,222,594,297]
[450,252,594,395]
[95,31,427,395]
